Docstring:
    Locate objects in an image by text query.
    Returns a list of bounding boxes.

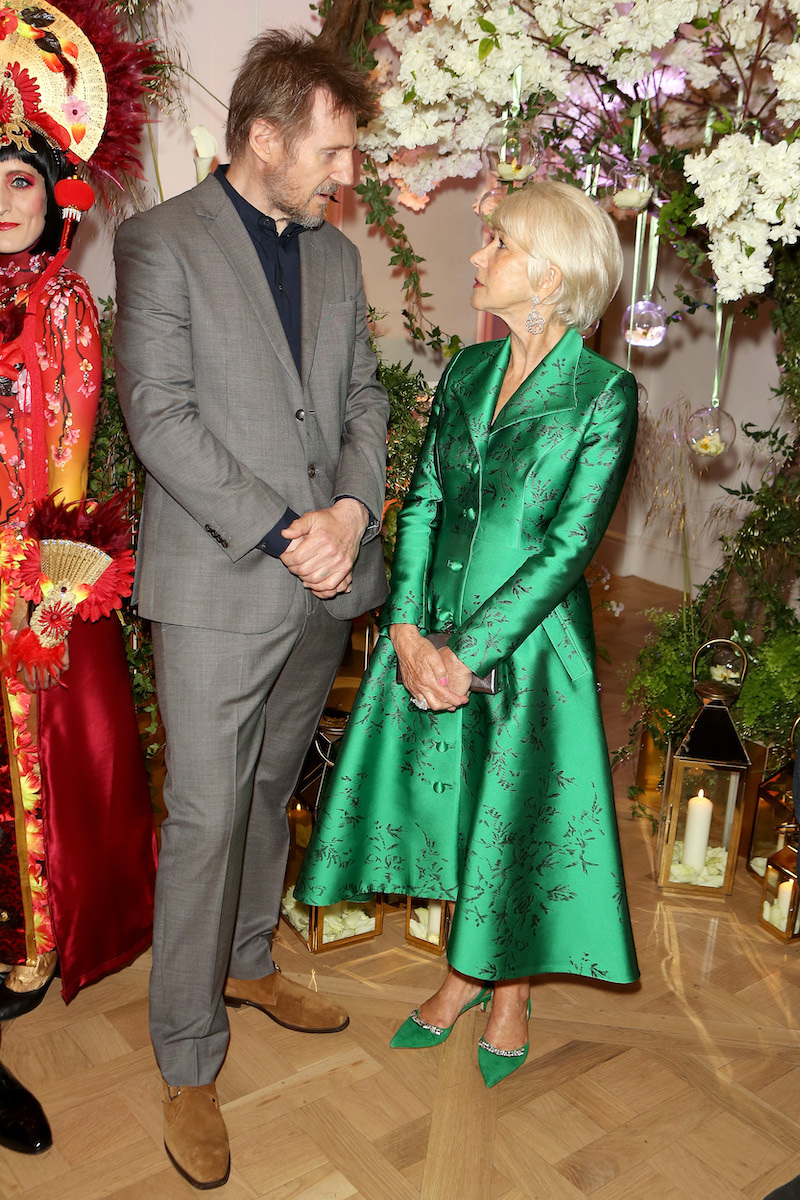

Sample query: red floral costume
[0,249,156,1001]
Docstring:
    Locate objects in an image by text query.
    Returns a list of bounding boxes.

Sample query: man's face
[261,90,357,229]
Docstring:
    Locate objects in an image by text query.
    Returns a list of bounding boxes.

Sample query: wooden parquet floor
[2,574,800,1199]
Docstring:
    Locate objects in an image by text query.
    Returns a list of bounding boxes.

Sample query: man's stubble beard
[261,168,339,230]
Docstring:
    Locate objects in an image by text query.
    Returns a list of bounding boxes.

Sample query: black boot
[0,1062,52,1154]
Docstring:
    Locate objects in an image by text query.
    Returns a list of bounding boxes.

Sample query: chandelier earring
[526,296,546,335]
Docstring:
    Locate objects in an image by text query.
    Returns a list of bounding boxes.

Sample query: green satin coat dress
[297,329,640,984]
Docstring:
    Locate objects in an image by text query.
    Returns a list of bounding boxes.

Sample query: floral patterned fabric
[297,331,640,984]
[0,251,155,995]
[0,251,101,961]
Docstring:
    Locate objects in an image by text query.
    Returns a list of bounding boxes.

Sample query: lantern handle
[691,638,748,685]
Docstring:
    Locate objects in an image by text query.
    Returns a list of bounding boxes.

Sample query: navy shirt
[215,166,376,554]
[215,165,301,554]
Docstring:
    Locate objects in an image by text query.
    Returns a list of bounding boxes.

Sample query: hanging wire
[643,212,660,303]
[711,293,735,410]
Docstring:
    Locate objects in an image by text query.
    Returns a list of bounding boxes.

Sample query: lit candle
[682,789,713,875]
[427,900,443,942]
[777,880,794,930]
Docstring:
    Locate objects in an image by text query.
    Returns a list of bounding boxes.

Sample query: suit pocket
[541,608,591,682]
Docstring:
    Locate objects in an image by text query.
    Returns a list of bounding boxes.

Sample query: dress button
[465,507,476,520]
[447,559,463,572]
[433,781,448,794]
[436,741,449,753]
[308,465,316,478]
[471,462,480,475]
[295,409,305,421]
[0,910,8,923]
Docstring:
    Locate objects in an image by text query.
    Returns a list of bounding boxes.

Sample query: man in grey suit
[113,31,388,1189]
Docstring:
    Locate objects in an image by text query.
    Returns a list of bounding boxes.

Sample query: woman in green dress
[296,180,639,1086]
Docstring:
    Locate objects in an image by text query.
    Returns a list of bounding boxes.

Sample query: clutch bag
[395,632,498,695]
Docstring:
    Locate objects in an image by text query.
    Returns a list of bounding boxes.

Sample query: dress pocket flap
[541,609,590,682]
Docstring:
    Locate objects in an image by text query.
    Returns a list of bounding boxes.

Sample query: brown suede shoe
[163,1082,230,1190]
[224,965,349,1033]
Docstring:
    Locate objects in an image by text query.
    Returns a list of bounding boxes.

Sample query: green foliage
[378,356,432,570]
[625,604,703,748]
[356,157,463,357]
[737,626,800,747]
[88,301,161,761]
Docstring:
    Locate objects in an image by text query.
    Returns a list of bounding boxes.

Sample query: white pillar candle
[427,900,443,941]
[682,789,713,874]
[777,880,794,929]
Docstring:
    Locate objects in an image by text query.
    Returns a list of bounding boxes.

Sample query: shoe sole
[223,995,349,1033]
[165,1143,231,1190]
[0,1134,52,1154]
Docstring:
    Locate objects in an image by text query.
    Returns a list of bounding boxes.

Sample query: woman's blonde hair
[492,180,623,332]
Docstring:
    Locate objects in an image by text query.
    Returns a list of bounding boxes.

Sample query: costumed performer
[297,180,640,1087]
[0,0,156,1019]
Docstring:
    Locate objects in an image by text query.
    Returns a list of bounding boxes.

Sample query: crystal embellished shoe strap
[478,1038,526,1058]
[411,1010,445,1037]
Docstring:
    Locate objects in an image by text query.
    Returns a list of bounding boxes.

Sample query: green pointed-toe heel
[390,987,492,1049]
[478,998,531,1087]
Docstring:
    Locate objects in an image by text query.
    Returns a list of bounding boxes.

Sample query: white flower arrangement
[364,0,800,302]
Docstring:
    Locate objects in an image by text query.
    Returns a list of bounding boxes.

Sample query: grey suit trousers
[149,596,350,1085]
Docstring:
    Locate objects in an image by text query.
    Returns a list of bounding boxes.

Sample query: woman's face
[0,159,47,254]
[469,231,533,323]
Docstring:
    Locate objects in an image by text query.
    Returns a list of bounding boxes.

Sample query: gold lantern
[748,764,795,878]
[657,640,750,896]
[759,830,800,942]
[281,711,383,952]
[405,897,450,955]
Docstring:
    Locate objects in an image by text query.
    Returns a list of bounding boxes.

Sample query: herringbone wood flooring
[2,574,799,1199]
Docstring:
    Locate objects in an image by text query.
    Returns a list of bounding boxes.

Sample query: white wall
[73,0,784,594]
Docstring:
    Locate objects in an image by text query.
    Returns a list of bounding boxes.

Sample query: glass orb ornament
[622,299,667,347]
[637,382,649,415]
[611,161,654,211]
[477,186,507,228]
[684,406,736,459]
[482,120,543,183]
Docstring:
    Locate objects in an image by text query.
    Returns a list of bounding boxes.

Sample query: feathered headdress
[0,0,156,207]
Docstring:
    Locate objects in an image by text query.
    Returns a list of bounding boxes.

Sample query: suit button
[0,910,8,923]
[205,524,212,532]
[308,465,316,478]
[447,559,463,571]
[295,409,305,421]
[471,462,479,475]
[221,539,229,548]
[432,781,449,794]
[465,508,476,520]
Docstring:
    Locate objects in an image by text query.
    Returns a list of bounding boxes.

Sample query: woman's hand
[390,623,470,712]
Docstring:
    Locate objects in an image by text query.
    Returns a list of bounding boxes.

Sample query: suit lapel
[299,232,325,390]
[490,327,584,433]
[195,177,301,389]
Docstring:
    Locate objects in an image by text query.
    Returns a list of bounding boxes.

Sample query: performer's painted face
[260,89,357,230]
[0,159,47,254]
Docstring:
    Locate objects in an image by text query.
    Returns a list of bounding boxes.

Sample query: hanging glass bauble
[622,299,667,347]
[637,382,649,415]
[477,186,508,227]
[481,120,543,183]
[684,406,736,459]
[611,161,654,211]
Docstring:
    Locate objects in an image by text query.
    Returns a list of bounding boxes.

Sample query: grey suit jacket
[113,174,389,633]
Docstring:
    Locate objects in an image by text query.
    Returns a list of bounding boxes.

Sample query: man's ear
[249,119,281,164]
